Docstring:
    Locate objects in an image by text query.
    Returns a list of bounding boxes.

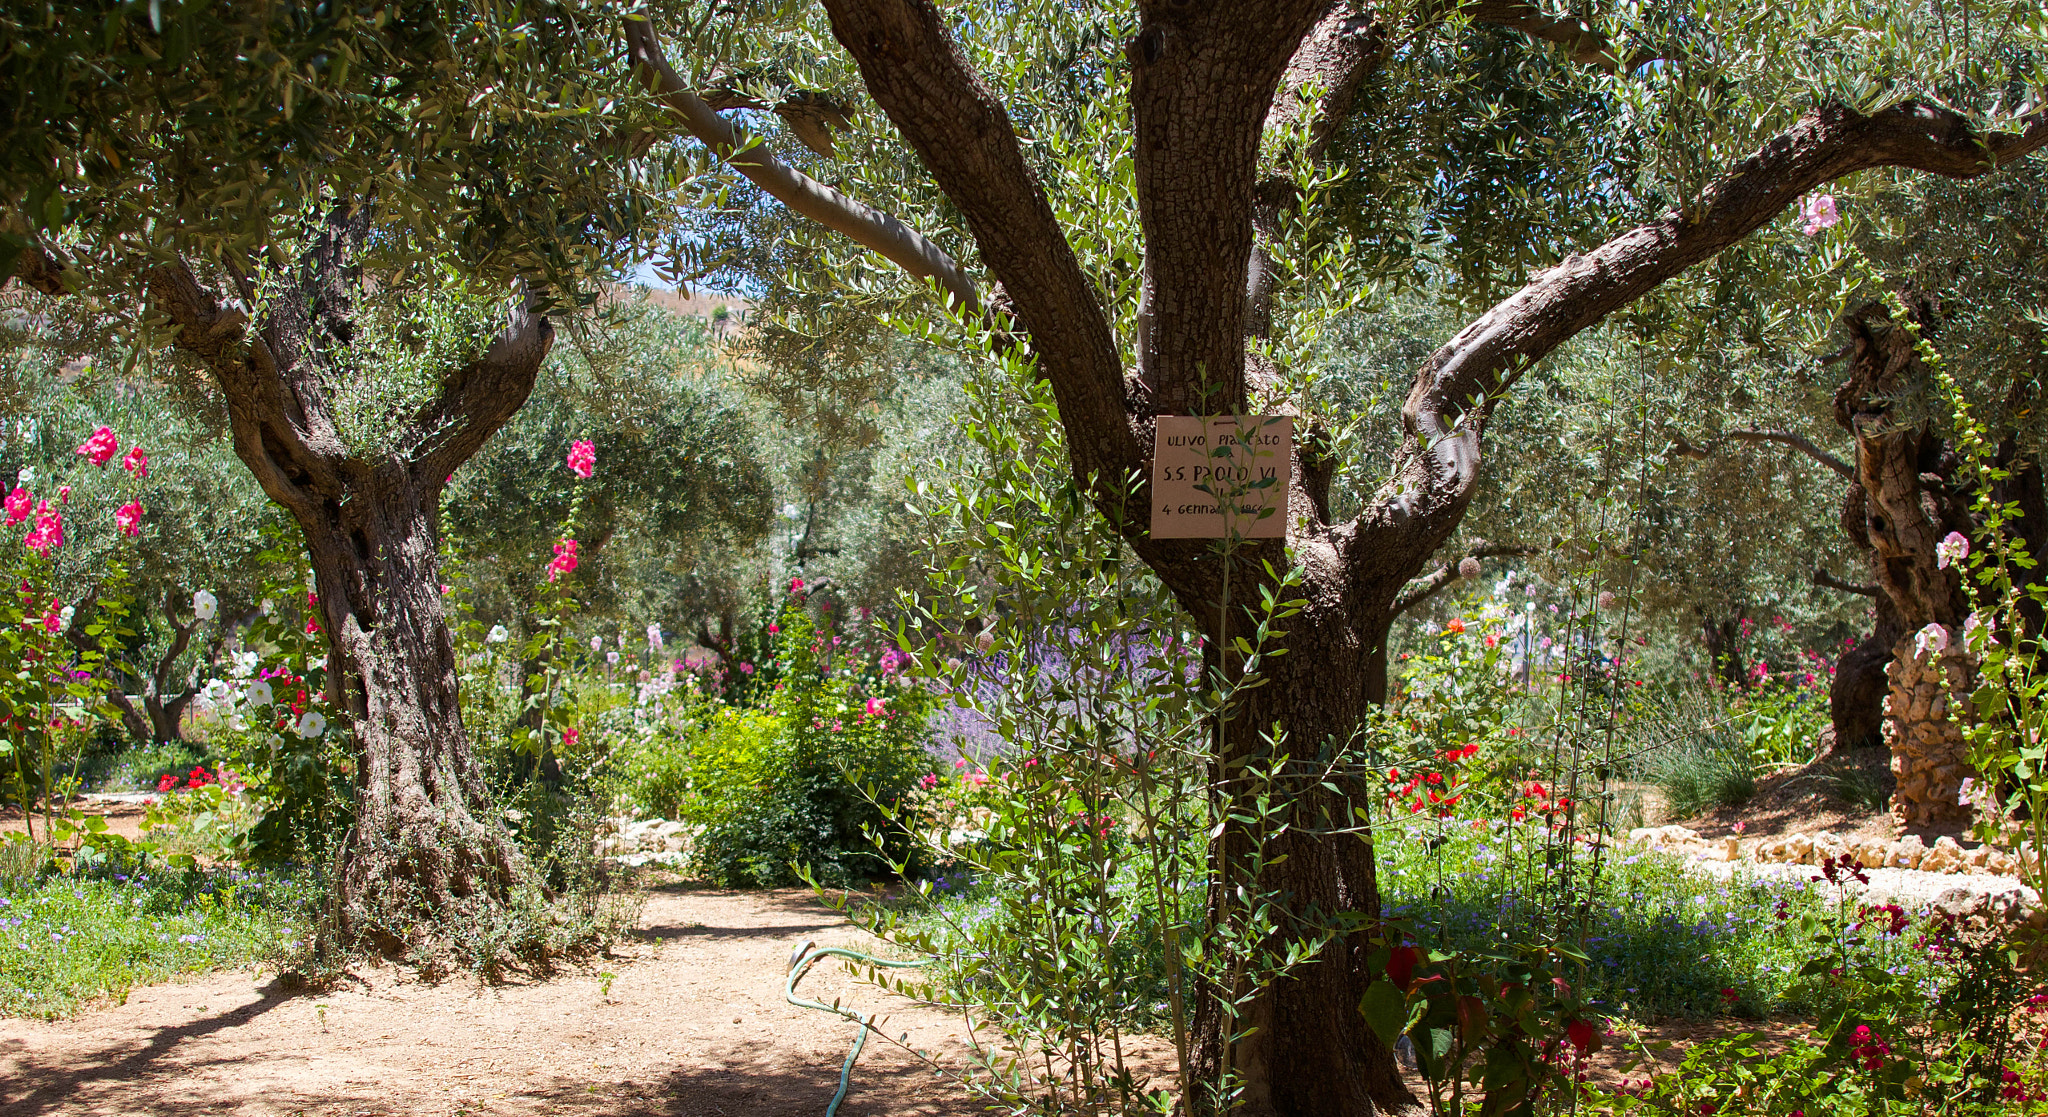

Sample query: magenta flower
[75,426,118,466]
[864,696,886,718]
[1913,622,1949,659]
[23,500,62,554]
[115,500,143,537]
[565,439,595,479]
[3,488,28,526]
[122,446,149,478]
[546,537,579,582]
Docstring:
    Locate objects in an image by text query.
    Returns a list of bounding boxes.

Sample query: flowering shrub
[189,551,351,863]
[686,594,936,887]
[0,425,146,839]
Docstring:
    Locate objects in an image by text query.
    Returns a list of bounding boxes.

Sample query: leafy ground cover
[0,853,314,1019]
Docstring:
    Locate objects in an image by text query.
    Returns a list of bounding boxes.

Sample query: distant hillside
[629,286,750,324]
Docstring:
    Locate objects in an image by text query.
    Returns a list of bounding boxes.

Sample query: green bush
[75,739,206,793]
[682,601,935,888]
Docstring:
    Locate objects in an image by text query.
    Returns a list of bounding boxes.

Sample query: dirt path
[0,883,990,1117]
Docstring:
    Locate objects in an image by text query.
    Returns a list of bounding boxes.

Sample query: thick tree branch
[624,17,980,313]
[1369,99,2048,565]
[1815,567,1879,597]
[1249,3,1389,340]
[411,290,553,486]
[6,242,71,297]
[1666,425,1856,480]
[1465,1,1655,72]
[1392,542,1538,614]
[813,0,1137,486]
[697,70,854,158]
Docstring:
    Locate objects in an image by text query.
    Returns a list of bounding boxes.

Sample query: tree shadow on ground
[0,1021,972,1117]
[0,988,302,1116]
[505,1055,970,1117]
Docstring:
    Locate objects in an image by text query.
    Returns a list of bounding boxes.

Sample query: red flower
[565,439,596,479]
[1565,1018,1597,1053]
[122,446,149,478]
[1385,945,1418,992]
[1444,617,1466,635]
[157,773,178,792]
[115,500,143,537]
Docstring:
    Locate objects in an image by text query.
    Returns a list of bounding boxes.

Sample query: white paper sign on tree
[1149,415,1292,539]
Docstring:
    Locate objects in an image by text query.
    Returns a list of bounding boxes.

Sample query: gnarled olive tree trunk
[1834,309,2048,828]
[145,208,550,953]
[1837,311,1980,829]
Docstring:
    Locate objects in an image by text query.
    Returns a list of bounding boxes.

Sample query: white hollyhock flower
[295,711,327,739]
[486,625,509,644]
[246,680,274,707]
[191,590,219,621]
[646,623,664,650]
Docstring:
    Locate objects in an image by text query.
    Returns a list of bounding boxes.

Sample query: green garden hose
[784,939,933,1117]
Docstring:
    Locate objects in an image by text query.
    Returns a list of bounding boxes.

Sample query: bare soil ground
[0,883,1000,1117]
[1675,744,1929,847]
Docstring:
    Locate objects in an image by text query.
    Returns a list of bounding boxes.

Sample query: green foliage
[689,598,935,888]
[0,852,315,1019]
[1583,859,2041,1115]
[1652,739,1758,819]
[614,704,782,824]
[1,0,709,303]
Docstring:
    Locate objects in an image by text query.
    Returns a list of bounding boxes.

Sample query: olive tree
[629,1,2046,1110]
[2,0,703,953]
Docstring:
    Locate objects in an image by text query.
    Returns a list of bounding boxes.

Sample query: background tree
[2,0,706,955]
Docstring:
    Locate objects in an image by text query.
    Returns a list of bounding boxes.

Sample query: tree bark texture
[143,207,551,953]
[1834,313,1976,829]
[649,0,2048,1109]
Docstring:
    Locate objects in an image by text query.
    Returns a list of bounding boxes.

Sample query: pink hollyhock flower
[122,446,149,478]
[562,727,580,750]
[1799,194,1840,235]
[789,577,805,593]
[56,485,68,504]
[39,598,60,633]
[738,661,755,675]
[3,488,27,525]
[546,538,579,581]
[565,439,595,479]
[75,426,118,466]
[23,500,62,554]
[1913,622,1949,659]
[767,623,780,634]
[864,696,886,717]
[115,500,143,537]
[1935,530,1969,569]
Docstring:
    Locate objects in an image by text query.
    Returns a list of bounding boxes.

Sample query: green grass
[888,820,1955,1027]
[0,859,316,1019]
